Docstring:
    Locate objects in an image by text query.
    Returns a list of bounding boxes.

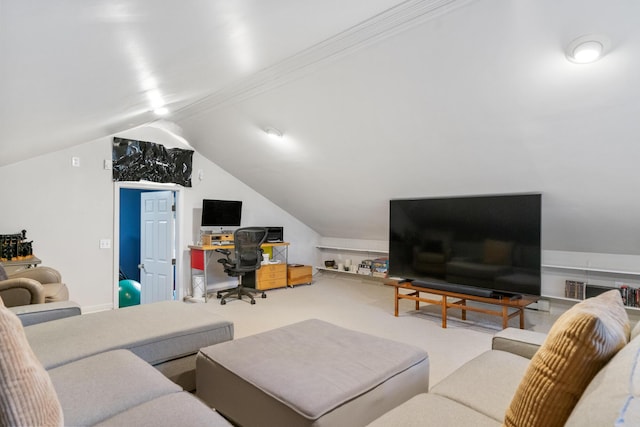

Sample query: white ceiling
[2,0,640,254]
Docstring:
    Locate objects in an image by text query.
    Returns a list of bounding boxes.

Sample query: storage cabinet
[256,264,287,290]
[287,265,312,286]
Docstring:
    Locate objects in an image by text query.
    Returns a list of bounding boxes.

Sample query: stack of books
[371,258,389,278]
[619,284,640,308]
[564,280,585,300]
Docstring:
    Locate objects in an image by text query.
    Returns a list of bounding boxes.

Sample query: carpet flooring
[201,271,572,386]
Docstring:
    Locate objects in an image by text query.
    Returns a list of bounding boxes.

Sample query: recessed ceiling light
[264,127,283,139]
[566,34,610,64]
[154,107,169,116]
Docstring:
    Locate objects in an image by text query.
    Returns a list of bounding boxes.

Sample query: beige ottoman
[197,319,429,427]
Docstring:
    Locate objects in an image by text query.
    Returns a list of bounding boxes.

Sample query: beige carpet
[203,272,562,386]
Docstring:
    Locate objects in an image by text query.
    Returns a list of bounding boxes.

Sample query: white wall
[0,124,319,311]
[323,236,640,302]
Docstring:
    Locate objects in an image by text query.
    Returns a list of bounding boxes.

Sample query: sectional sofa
[2,289,637,426]
[367,289,638,426]
[0,298,235,426]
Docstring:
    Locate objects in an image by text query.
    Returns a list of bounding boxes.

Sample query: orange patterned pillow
[0,298,63,426]
[503,290,629,427]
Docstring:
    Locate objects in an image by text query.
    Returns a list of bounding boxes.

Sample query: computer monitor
[201,199,242,227]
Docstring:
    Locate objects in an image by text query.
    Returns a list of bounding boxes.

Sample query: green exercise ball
[119,279,141,307]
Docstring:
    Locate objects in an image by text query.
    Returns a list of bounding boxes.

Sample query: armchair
[0,265,69,308]
[215,227,268,305]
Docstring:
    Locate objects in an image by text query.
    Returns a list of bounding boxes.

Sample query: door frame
[113,181,184,309]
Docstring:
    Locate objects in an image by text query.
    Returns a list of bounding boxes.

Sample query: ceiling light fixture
[264,127,283,139]
[566,34,609,64]
[154,107,169,116]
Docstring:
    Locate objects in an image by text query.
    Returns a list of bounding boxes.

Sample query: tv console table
[384,279,538,329]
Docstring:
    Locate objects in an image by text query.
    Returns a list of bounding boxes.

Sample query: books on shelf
[619,285,640,308]
[564,280,585,300]
[355,257,389,278]
[565,280,640,308]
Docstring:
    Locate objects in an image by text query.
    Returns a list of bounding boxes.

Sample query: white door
[139,191,175,304]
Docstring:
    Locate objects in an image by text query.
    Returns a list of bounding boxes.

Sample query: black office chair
[215,227,268,305]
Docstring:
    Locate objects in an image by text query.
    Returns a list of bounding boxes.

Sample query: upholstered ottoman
[196,319,429,427]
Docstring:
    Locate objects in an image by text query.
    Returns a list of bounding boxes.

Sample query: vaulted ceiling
[2,0,639,254]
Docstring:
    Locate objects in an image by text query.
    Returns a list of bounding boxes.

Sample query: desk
[188,242,289,301]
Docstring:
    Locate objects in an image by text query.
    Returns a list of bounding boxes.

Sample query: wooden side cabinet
[288,265,312,287]
[256,264,287,290]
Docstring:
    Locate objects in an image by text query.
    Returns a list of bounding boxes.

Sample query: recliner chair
[0,265,69,307]
[215,227,268,305]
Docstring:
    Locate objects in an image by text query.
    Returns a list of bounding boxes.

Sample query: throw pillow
[0,264,7,281]
[503,289,629,427]
[0,298,64,426]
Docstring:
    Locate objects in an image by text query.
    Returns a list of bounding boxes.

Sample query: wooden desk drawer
[256,264,287,290]
[257,264,286,280]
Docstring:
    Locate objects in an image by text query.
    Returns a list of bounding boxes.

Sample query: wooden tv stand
[384,279,538,329]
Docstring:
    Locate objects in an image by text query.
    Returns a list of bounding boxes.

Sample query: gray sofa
[368,290,639,426]
[0,299,236,426]
[4,290,637,426]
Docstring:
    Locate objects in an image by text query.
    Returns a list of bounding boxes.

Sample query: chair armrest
[9,266,62,285]
[0,278,45,306]
[10,301,81,326]
[492,327,547,359]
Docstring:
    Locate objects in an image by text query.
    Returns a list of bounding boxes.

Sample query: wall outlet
[71,157,80,167]
[99,239,111,249]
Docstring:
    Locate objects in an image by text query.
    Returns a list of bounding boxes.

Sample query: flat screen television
[389,194,541,298]
[201,199,242,227]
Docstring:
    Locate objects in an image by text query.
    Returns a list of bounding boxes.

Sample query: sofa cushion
[48,349,181,426]
[504,290,630,427]
[0,297,63,426]
[631,319,640,341]
[94,392,233,427]
[366,393,500,427]
[431,350,530,422]
[491,328,546,360]
[564,331,640,426]
[25,300,234,369]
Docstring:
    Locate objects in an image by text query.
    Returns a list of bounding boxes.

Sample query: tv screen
[201,199,242,227]
[389,194,541,297]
